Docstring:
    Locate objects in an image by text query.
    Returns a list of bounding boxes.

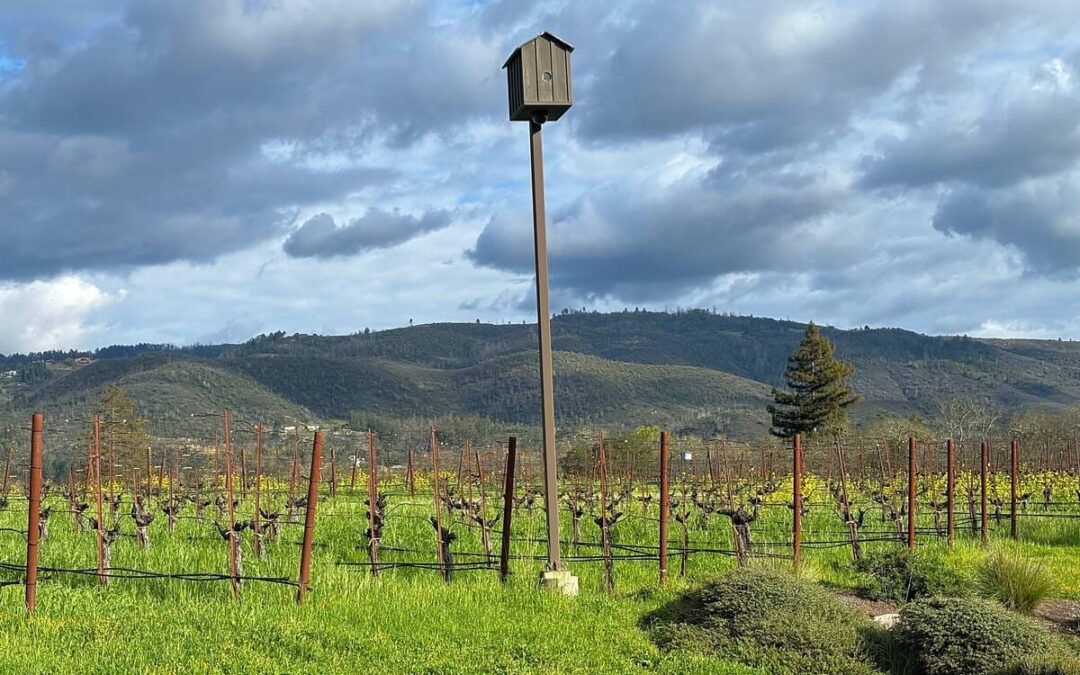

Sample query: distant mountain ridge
[4,311,1080,438]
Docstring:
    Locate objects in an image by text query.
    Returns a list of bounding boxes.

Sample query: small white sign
[683,452,693,461]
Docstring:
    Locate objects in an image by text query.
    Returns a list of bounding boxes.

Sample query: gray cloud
[574,1,1072,151]
[284,209,452,258]
[0,0,494,280]
[933,177,1080,273]
[469,168,854,300]
[861,86,1080,190]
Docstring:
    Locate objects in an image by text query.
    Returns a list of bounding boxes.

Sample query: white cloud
[0,276,113,353]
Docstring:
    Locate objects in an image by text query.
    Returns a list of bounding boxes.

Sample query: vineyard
[0,412,1079,672]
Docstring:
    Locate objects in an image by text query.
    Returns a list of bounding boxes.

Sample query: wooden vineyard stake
[475,446,493,562]
[1010,439,1019,540]
[907,437,917,551]
[598,432,614,592]
[25,413,43,615]
[239,441,248,499]
[659,431,670,585]
[367,429,380,576]
[431,427,448,582]
[946,439,955,547]
[329,445,337,500]
[500,437,517,583]
[981,441,989,544]
[835,437,861,561]
[224,411,240,599]
[1,440,13,499]
[253,426,264,559]
[93,415,106,586]
[792,434,802,569]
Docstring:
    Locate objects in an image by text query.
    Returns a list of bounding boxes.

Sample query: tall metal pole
[529,115,562,571]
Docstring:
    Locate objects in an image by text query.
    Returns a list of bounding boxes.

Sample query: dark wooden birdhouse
[503,32,573,123]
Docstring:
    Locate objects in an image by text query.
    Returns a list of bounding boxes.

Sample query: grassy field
[0,472,1077,674]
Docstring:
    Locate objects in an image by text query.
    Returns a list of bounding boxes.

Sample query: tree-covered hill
[5,310,1080,441]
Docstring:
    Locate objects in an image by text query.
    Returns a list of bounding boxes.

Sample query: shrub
[894,597,1078,675]
[645,568,877,675]
[853,548,969,603]
[977,547,1057,615]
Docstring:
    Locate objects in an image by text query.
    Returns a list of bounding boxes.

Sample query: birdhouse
[503,32,573,122]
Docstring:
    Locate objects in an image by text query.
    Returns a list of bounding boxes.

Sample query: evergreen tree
[768,323,859,439]
[82,385,151,470]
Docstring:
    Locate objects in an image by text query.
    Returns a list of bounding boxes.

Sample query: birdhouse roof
[503,31,574,69]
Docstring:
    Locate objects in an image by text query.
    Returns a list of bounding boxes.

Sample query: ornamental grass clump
[977,547,1057,615]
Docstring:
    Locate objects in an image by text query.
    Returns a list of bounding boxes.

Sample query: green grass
[0,472,1077,674]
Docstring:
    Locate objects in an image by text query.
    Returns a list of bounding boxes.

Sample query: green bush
[646,568,877,675]
[854,548,969,603]
[978,547,1057,614]
[894,597,1078,675]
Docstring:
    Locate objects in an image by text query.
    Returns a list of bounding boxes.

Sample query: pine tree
[81,386,151,470]
[768,323,859,439]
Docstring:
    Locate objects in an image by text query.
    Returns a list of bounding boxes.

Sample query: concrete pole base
[539,569,579,596]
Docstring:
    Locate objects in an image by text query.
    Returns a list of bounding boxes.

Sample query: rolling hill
[5,310,1080,443]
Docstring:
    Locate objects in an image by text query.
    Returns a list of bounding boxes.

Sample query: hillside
[2,353,321,439]
[5,311,1080,442]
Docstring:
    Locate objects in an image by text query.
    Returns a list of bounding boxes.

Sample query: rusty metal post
[946,438,955,548]
[296,430,323,604]
[907,437,917,550]
[406,449,415,496]
[528,117,563,573]
[93,415,106,586]
[1010,438,1019,540]
[980,441,989,544]
[659,431,670,585]
[792,434,802,568]
[500,437,517,583]
[25,413,43,614]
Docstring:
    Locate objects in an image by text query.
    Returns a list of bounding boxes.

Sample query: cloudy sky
[2,1,1080,353]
